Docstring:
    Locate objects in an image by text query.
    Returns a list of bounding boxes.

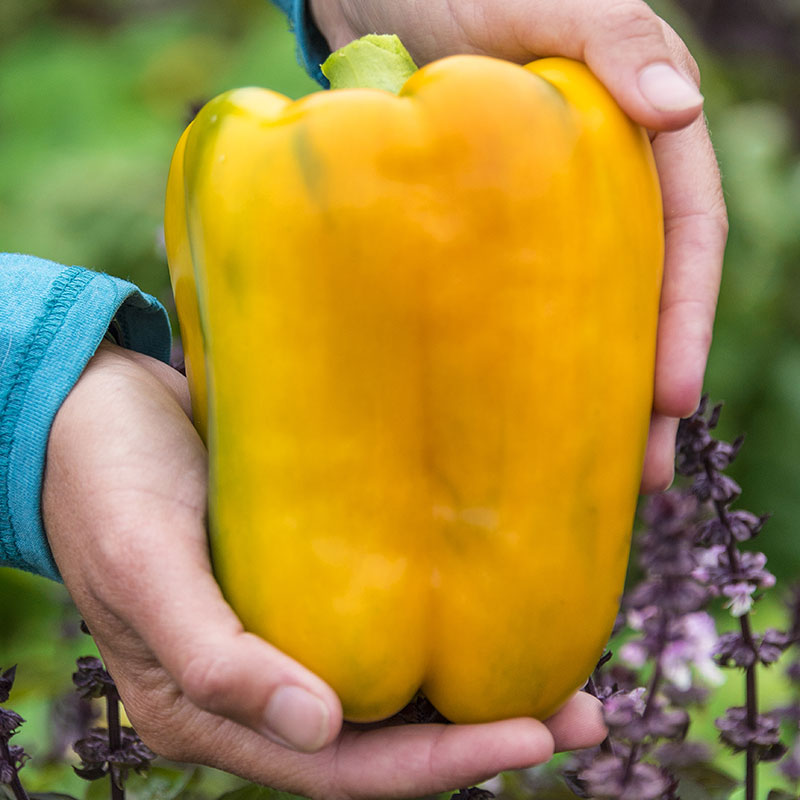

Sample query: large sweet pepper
[165,35,664,724]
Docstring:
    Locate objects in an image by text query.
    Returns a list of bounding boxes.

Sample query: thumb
[113,513,344,752]
[43,344,342,754]
[580,5,703,130]
[516,2,704,131]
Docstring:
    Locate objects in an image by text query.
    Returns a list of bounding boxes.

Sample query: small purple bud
[722,582,756,617]
[727,510,768,542]
[0,708,24,738]
[580,753,673,800]
[716,707,786,760]
[0,667,16,704]
[714,632,755,669]
[758,629,791,665]
[73,656,117,701]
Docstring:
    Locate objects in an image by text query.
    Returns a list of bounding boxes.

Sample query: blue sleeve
[271,0,332,86]
[0,253,172,581]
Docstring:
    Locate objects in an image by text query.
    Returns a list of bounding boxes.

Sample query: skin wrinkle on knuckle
[586,0,665,61]
[179,651,240,713]
[659,21,701,85]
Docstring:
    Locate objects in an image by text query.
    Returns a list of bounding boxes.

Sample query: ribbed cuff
[0,256,170,580]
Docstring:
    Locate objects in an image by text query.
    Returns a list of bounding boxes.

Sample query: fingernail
[263,686,331,752]
[638,63,703,112]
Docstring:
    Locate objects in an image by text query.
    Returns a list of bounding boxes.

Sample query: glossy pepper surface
[165,39,664,724]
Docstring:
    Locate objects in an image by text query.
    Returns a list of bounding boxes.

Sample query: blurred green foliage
[648,1,800,579]
[0,0,316,307]
[1,1,799,796]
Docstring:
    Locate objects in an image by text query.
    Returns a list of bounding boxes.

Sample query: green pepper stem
[321,34,418,94]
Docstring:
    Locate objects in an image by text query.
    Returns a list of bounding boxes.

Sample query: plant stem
[0,737,29,800]
[715,488,760,800]
[106,689,124,800]
[622,637,665,783]
[584,674,615,755]
[740,612,758,800]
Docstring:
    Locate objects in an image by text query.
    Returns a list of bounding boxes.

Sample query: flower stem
[740,612,758,800]
[715,491,760,800]
[622,641,665,783]
[584,674,615,755]
[0,737,29,800]
[106,689,124,800]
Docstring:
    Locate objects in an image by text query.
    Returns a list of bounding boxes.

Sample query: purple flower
[73,727,155,786]
[0,744,28,784]
[722,582,757,617]
[600,689,689,745]
[716,707,786,761]
[692,547,775,616]
[0,668,15,705]
[0,709,23,738]
[621,611,721,690]
[714,629,790,669]
[579,753,675,800]
[693,472,741,505]
[603,689,646,733]
[661,613,722,690]
[73,656,117,701]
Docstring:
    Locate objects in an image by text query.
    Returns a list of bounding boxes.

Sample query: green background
[1,1,799,797]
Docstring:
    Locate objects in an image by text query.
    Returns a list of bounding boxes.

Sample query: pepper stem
[321,34,418,94]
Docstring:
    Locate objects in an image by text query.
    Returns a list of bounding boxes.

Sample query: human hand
[42,342,605,799]
[310,0,728,493]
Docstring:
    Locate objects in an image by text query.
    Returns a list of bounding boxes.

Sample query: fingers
[652,118,727,419]
[44,347,342,753]
[90,493,343,753]
[544,692,607,752]
[640,413,680,494]
[495,1,704,131]
[577,6,703,130]
[324,719,556,799]
[111,685,557,800]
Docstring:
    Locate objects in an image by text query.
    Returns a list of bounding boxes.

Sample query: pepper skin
[165,54,663,724]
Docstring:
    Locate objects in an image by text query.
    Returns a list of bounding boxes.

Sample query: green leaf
[123,767,196,800]
[82,778,110,800]
[29,794,82,800]
[215,784,308,800]
[671,763,740,800]
[766,791,799,800]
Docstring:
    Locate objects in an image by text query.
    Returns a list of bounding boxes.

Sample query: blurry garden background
[1,0,799,797]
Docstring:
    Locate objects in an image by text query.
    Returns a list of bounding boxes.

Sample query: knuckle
[598,1,664,47]
[180,653,237,713]
[682,50,702,87]
[660,20,702,86]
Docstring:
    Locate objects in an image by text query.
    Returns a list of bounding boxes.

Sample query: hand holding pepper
[44,342,605,800]
[310,0,727,493]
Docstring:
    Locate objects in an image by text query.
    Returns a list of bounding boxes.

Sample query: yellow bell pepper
[165,35,663,724]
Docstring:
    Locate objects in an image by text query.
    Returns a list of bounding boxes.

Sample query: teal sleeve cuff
[270,0,332,86]
[0,253,172,581]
